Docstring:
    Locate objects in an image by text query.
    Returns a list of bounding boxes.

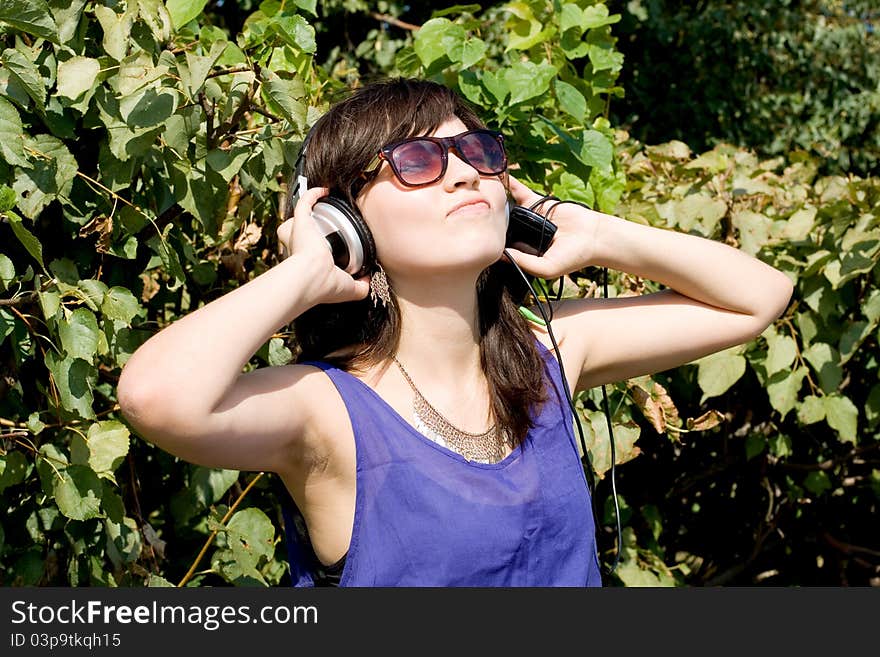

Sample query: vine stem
[371,13,420,31]
[176,472,265,587]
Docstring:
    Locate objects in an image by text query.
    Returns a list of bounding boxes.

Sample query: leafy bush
[600,135,879,585]
[609,0,880,176]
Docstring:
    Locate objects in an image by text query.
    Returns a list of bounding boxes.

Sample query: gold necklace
[392,356,510,463]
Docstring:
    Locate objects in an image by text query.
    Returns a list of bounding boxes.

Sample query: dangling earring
[370,262,392,307]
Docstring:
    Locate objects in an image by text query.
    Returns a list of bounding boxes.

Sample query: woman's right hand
[276,186,372,305]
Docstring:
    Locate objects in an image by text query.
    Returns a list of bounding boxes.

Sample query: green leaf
[54,465,102,520]
[5,210,46,271]
[93,5,133,61]
[181,40,227,98]
[695,347,747,402]
[49,0,87,43]
[459,37,487,69]
[838,320,870,365]
[0,253,13,291]
[646,141,691,161]
[0,308,15,344]
[0,96,27,166]
[36,289,60,321]
[226,507,275,561]
[582,410,641,477]
[481,70,508,104]
[147,224,186,289]
[804,471,832,496]
[50,258,79,285]
[101,287,140,325]
[588,43,624,73]
[59,307,100,361]
[119,88,178,128]
[86,421,130,475]
[824,395,858,444]
[782,206,816,241]
[413,18,460,68]
[732,210,773,256]
[554,79,586,123]
[765,331,798,376]
[271,15,316,54]
[77,279,108,312]
[165,0,209,30]
[191,467,239,508]
[745,434,765,460]
[560,3,585,34]
[206,146,251,182]
[769,433,792,459]
[505,60,556,105]
[27,411,46,436]
[56,56,100,101]
[13,134,79,219]
[0,0,57,40]
[0,451,29,494]
[260,73,306,130]
[147,574,175,587]
[268,337,292,366]
[294,0,318,17]
[45,351,96,419]
[582,4,621,29]
[105,516,142,567]
[797,395,826,425]
[579,129,613,170]
[670,193,727,233]
[2,48,46,107]
[802,342,842,394]
[866,384,880,428]
[0,184,16,212]
[766,367,807,420]
[552,171,595,208]
[137,0,172,42]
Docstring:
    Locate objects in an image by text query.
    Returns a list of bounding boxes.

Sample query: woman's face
[355,117,509,281]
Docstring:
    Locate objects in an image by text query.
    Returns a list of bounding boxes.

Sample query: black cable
[505,238,622,576]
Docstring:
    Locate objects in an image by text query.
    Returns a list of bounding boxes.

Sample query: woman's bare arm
[505,177,794,391]
[116,188,370,473]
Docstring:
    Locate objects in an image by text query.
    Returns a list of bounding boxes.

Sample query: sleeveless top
[279,340,602,587]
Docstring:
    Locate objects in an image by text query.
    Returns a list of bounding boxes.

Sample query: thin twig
[0,291,38,307]
[177,472,265,587]
[370,12,420,31]
[206,66,251,79]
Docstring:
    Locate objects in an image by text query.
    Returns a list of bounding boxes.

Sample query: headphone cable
[505,242,622,576]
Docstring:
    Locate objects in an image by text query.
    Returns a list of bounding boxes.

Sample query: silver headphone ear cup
[311,197,376,278]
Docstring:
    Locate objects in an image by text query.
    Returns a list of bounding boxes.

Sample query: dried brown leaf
[686,410,725,431]
[629,383,666,434]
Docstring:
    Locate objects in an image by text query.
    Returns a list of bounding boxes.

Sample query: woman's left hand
[504,174,602,279]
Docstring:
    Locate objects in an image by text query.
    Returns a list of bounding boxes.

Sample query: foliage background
[608,0,880,177]
[0,0,876,587]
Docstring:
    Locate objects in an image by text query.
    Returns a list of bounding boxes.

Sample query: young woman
[117,78,793,587]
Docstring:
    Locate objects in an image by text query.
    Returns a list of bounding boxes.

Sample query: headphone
[285,123,621,576]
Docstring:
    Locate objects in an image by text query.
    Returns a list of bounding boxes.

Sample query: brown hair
[288,78,547,446]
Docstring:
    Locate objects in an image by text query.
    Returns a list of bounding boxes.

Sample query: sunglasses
[364,129,508,187]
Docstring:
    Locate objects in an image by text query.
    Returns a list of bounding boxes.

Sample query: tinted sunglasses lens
[458,132,506,173]
[389,140,444,185]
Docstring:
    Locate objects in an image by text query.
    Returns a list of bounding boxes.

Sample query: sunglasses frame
[363,129,508,187]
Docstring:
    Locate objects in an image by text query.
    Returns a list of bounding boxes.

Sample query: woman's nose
[443,149,480,189]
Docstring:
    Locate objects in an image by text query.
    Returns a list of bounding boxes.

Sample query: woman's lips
[447,199,490,217]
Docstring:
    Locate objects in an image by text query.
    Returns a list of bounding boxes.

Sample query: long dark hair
[289,78,547,446]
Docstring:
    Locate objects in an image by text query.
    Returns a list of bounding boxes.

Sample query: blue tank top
[281,340,602,587]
